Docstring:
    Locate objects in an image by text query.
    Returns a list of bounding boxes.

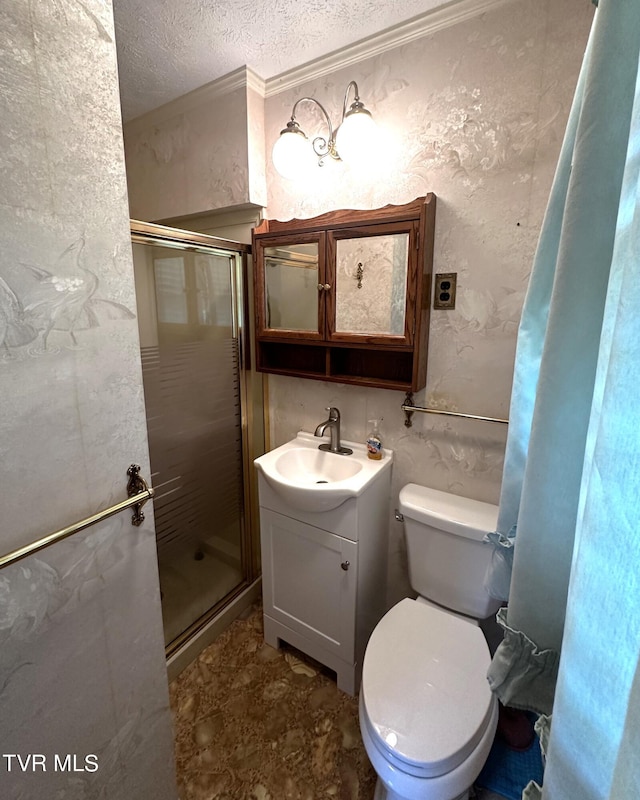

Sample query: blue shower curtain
[484,0,640,797]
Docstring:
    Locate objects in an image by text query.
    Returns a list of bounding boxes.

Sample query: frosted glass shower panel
[154,256,187,323]
[264,242,319,332]
[133,241,245,648]
[195,253,233,327]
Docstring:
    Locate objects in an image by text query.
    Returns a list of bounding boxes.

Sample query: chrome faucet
[314,407,353,455]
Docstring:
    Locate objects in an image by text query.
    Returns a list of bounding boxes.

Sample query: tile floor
[169,602,509,800]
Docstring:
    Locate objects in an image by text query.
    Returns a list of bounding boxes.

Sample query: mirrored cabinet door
[327,222,418,345]
[255,233,326,339]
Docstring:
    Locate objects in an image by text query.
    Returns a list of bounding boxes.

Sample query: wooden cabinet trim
[253,196,433,236]
[252,195,436,391]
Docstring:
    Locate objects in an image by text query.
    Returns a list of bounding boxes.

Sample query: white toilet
[359,484,502,800]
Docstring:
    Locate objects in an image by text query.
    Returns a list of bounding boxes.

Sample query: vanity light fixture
[271,81,377,180]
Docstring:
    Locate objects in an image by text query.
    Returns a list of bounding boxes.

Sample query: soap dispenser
[366,419,383,460]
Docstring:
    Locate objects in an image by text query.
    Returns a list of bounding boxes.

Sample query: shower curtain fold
[482,1,640,797]
[487,609,559,716]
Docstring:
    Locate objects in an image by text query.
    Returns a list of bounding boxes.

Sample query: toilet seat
[361,598,495,779]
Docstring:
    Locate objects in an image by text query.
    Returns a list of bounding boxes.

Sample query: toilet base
[373,778,469,800]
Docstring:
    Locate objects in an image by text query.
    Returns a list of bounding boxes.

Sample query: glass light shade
[272,129,312,180]
[335,111,378,167]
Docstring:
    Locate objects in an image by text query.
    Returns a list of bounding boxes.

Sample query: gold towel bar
[0,465,154,570]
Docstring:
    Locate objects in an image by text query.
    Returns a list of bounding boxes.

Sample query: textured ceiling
[113,0,452,121]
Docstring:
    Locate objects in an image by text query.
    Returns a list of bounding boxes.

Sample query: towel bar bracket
[127,464,152,526]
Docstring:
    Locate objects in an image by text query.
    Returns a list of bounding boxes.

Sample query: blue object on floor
[475,733,544,800]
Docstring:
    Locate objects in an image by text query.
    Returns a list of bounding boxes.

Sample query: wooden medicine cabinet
[252,194,436,391]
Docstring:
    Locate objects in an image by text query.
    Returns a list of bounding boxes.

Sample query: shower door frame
[131,219,261,657]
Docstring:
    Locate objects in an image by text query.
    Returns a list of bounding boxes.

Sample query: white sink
[274,447,364,484]
[254,431,393,512]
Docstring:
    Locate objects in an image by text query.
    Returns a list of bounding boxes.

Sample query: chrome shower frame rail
[0,465,154,570]
[402,392,509,427]
[130,219,251,256]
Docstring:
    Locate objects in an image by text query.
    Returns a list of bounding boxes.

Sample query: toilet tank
[399,484,502,620]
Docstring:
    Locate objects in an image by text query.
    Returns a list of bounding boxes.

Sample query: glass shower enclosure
[131,221,260,654]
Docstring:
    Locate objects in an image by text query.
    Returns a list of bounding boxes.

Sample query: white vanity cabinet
[261,510,358,664]
[256,443,392,696]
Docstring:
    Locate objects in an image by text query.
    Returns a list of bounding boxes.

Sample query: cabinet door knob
[341,560,350,571]
[323,283,332,291]
[317,283,325,291]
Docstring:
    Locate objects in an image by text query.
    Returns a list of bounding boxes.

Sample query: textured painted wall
[124,72,267,220]
[263,0,594,603]
[0,1,177,797]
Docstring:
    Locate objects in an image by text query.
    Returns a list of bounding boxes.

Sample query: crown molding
[124,66,266,134]
[264,0,516,97]
[246,69,267,97]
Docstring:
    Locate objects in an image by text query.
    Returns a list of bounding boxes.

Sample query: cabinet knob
[317,283,324,291]
[341,560,350,571]
[323,283,332,291]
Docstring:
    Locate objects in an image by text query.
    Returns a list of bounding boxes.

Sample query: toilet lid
[361,598,495,777]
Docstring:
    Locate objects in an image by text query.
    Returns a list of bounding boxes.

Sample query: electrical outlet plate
[433,272,457,309]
